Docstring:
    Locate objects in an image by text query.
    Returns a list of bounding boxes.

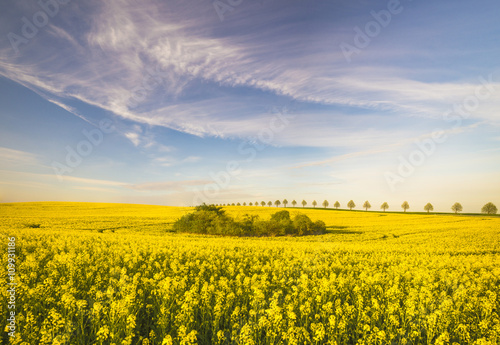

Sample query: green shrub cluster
[172,204,326,236]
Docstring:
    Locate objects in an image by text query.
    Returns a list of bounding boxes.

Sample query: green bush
[195,203,226,216]
[292,214,326,235]
[172,204,326,237]
[172,209,235,235]
[269,210,295,235]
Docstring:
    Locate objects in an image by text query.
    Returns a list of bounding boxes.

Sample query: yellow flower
[161,335,173,345]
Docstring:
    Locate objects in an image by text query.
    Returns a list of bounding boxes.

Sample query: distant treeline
[212,200,498,214]
[173,204,326,236]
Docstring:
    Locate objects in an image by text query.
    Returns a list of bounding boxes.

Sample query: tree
[363,201,371,211]
[401,201,410,212]
[380,202,389,212]
[312,200,317,208]
[275,200,281,207]
[302,200,307,208]
[237,202,241,206]
[255,202,259,206]
[451,202,463,214]
[424,203,433,213]
[323,200,329,208]
[283,199,288,208]
[347,200,355,210]
[249,202,253,206]
[482,202,498,215]
[292,200,297,207]
[231,203,235,206]
[261,201,266,207]
[243,202,246,206]
[268,201,272,207]
[334,201,340,209]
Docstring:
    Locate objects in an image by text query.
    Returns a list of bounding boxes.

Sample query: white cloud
[183,156,201,163]
[58,175,127,187]
[127,179,213,191]
[124,132,141,146]
[0,147,41,166]
[0,0,499,151]
[151,155,202,167]
[46,98,94,124]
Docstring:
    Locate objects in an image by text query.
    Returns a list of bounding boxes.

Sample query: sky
[0,0,499,212]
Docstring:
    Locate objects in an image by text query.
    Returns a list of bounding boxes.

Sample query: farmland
[2,202,500,344]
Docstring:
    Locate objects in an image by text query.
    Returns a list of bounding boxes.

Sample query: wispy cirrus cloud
[152,156,201,167]
[1,0,498,152]
[127,179,212,192]
[46,98,94,124]
[0,167,212,193]
[0,147,41,167]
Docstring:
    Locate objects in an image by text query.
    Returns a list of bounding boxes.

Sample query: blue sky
[0,0,499,212]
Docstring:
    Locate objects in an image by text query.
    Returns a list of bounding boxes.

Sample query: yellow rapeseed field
[1,202,499,344]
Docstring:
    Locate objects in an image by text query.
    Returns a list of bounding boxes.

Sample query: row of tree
[214,200,498,214]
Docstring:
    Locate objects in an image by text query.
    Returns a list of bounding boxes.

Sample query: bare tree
[401,201,410,212]
[363,201,371,211]
[451,202,463,214]
[482,202,498,215]
[322,200,329,208]
[381,202,389,212]
[424,203,433,213]
[347,200,355,210]
[334,201,340,209]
